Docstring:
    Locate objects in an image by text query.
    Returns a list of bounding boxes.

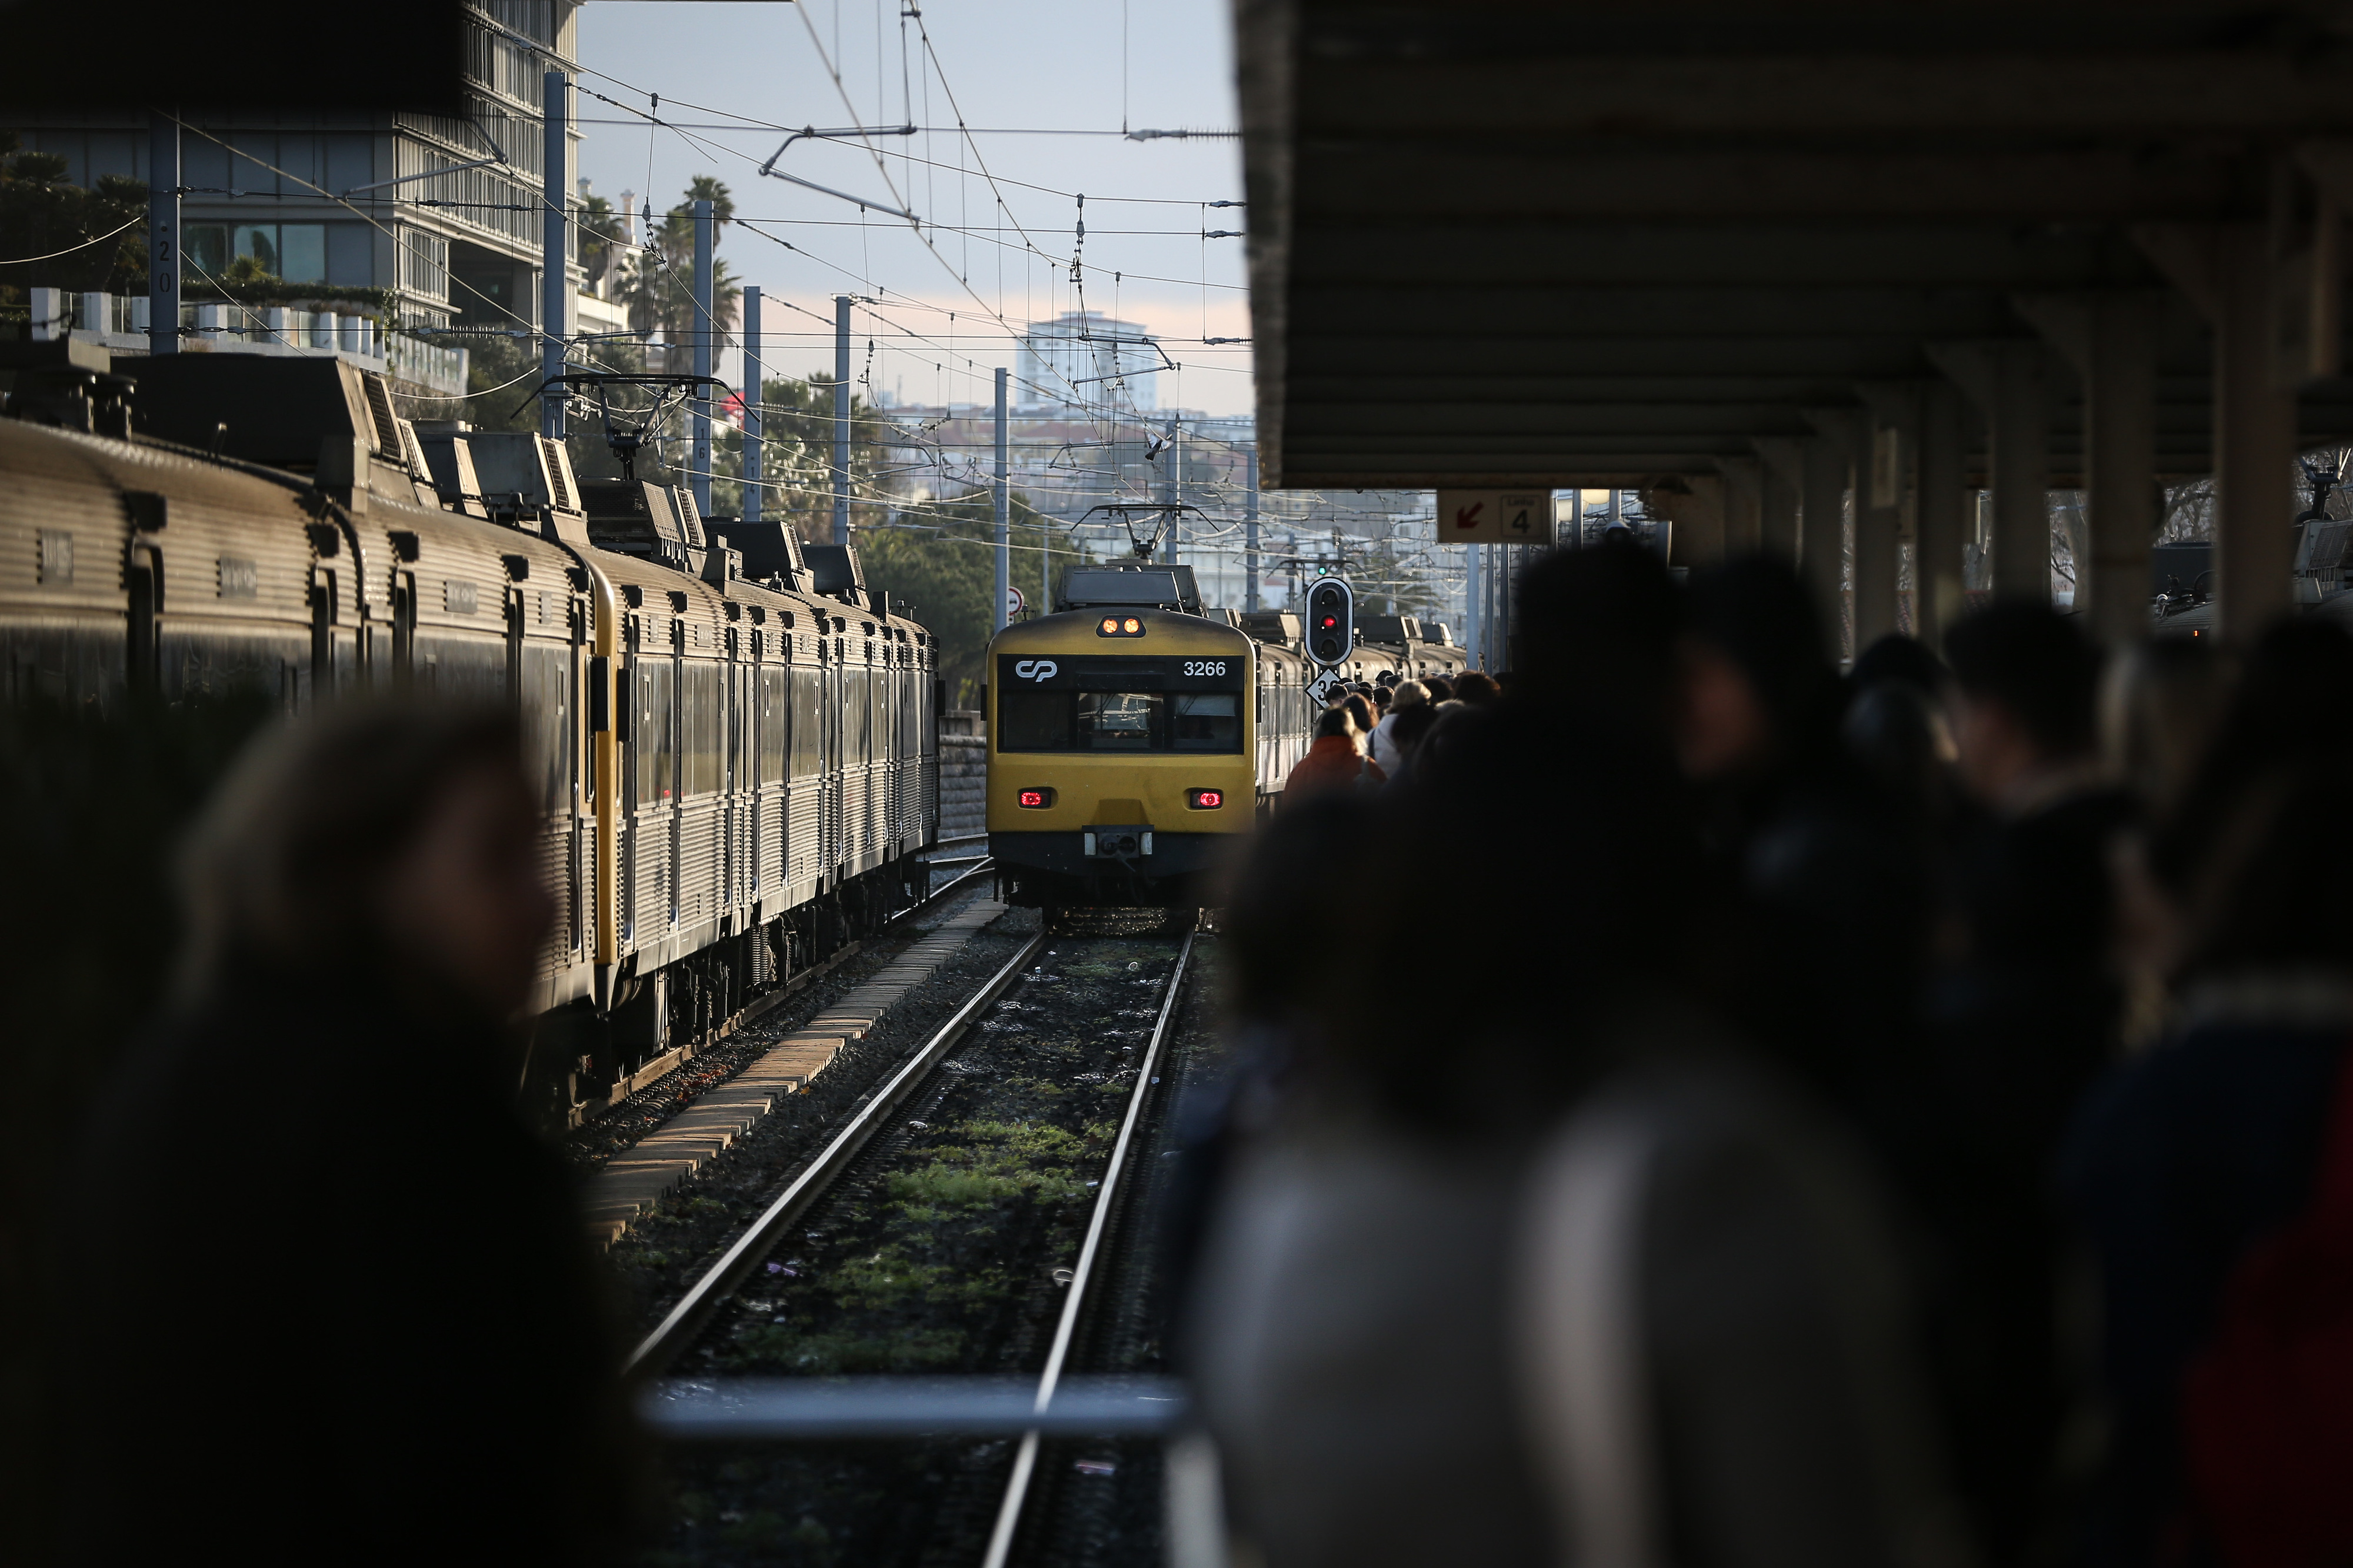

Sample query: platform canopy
[1239,0,2353,488]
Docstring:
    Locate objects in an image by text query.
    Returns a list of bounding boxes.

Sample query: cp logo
[1013,659,1059,682]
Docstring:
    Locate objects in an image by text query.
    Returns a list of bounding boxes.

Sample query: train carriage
[985,566,1268,912]
[0,345,937,1125]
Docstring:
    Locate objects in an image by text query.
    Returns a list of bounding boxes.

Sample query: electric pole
[690,198,714,520]
[832,293,852,546]
[742,287,762,523]
[541,71,570,439]
[148,111,177,357]
[1244,447,1260,612]
[993,366,1009,631]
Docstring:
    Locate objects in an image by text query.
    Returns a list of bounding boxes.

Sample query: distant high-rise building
[1015,310,1158,411]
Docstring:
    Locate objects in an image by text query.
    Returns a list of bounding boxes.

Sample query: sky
[573,0,1252,416]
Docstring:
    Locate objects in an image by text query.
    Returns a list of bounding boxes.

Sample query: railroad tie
[581,900,1007,1247]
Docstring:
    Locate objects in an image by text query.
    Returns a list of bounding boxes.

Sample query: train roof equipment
[1059,566,1205,617]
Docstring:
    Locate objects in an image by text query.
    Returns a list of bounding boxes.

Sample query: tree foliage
[856,490,1072,709]
[0,137,148,301]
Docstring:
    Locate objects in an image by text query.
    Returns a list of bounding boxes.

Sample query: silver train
[0,344,939,1123]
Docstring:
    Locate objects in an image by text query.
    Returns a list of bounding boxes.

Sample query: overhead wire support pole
[691,198,715,521]
[148,110,178,356]
[834,294,852,546]
[742,287,762,524]
[1244,447,1260,612]
[994,366,1009,631]
[542,69,570,439]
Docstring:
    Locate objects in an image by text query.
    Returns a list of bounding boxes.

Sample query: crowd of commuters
[1190,533,2353,1568]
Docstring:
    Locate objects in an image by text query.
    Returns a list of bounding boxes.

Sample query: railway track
[635,917,1208,1565]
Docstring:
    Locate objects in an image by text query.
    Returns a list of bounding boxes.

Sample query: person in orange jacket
[1284,705,1386,799]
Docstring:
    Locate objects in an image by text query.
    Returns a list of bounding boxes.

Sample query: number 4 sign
[1438,489,1555,545]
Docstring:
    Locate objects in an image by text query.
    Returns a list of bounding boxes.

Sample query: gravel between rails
[631,920,1215,1568]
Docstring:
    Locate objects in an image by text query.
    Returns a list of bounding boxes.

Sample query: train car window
[519,643,570,813]
[791,666,825,776]
[998,689,1070,751]
[760,668,788,784]
[1077,692,1161,750]
[682,661,721,796]
[1171,692,1241,752]
[636,661,675,807]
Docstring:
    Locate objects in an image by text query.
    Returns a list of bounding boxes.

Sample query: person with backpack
[1282,705,1386,800]
[2062,619,2353,1568]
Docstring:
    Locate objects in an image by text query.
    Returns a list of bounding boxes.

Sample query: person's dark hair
[1387,699,1441,759]
[1314,706,1357,742]
[1683,554,1841,749]
[1942,599,2101,758]
[1842,680,1958,820]
[1514,533,1681,722]
[1423,675,1455,702]
[174,699,524,1000]
[1229,701,1692,1137]
[1371,685,1391,711]
[2151,618,2353,980]
[1454,670,1502,707]
[1342,693,1377,734]
[1851,633,1949,698]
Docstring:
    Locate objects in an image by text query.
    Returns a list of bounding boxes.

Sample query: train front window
[998,689,1071,751]
[1171,692,1239,751]
[1077,692,1161,750]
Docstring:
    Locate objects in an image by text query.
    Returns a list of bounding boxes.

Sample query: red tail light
[1188,789,1224,810]
[1018,788,1054,809]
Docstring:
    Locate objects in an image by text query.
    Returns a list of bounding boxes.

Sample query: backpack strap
[1516,1100,1665,1568]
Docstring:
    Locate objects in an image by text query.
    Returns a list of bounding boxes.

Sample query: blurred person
[1844,681,1967,840]
[1368,679,1427,774]
[60,700,643,1567]
[2100,638,2234,1050]
[1928,599,2133,1565]
[1342,692,1378,738]
[1674,556,1929,1136]
[1852,632,1954,703]
[1511,532,1683,740]
[1191,700,1972,1568]
[1377,699,1442,786]
[1369,684,1391,716]
[2099,637,2231,826]
[2062,618,2353,1568]
[1284,705,1385,799]
[1454,669,1502,708]
[1424,675,1456,702]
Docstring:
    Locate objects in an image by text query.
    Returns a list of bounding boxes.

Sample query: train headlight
[1187,789,1224,810]
[1096,616,1146,637]
[1018,788,1056,809]
[1099,617,1119,635]
[1122,616,1142,635]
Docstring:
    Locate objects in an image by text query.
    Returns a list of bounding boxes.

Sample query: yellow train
[986,566,1295,910]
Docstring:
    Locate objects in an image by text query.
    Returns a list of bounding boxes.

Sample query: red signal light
[1320,615,1337,628]
[1188,788,1224,810]
[1018,788,1054,808]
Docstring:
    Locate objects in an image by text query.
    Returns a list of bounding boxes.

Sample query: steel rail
[625,926,1045,1377]
[979,930,1198,1568]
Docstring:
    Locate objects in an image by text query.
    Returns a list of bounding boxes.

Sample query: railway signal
[1307,578,1354,666]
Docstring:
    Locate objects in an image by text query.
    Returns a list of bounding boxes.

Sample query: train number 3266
[1182,660,1228,676]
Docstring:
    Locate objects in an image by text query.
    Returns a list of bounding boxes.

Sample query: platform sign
[1438,489,1554,545]
[1305,668,1351,706]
